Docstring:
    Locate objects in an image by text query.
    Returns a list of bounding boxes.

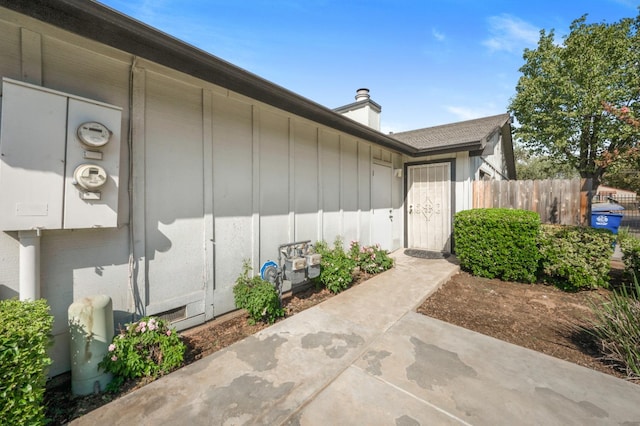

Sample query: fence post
[579,178,592,226]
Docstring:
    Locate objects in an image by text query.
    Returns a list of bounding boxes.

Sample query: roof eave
[409,140,484,158]
[0,0,418,156]
[501,123,517,179]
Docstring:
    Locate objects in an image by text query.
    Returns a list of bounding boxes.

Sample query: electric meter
[73,164,107,190]
[77,122,111,147]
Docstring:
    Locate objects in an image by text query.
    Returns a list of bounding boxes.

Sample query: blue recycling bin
[591,211,624,234]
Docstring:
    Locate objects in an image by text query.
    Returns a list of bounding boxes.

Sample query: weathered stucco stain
[406,337,477,390]
[233,334,286,371]
[301,331,364,359]
[362,349,391,376]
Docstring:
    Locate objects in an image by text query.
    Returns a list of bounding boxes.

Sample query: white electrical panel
[0,78,122,231]
[0,81,67,230]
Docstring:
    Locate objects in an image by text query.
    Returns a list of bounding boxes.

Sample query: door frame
[371,162,393,250]
[403,159,456,251]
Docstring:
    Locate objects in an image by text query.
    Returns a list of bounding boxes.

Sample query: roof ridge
[393,113,509,136]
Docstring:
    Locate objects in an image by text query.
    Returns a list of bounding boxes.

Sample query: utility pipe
[18,229,41,300]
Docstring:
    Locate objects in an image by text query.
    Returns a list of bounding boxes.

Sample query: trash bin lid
[592,203,625,212]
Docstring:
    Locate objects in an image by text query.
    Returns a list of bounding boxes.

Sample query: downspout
[18,229,41,300]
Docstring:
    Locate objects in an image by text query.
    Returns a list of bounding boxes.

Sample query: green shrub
[99,316,185,391]
[454,208,541,283]
[315,237,356,293]
[348,241,394,274]
[0,299,53,424]
[618,229,640,279]
[233,260,284,324]
[538,224,615,291]
[589,273,640,379]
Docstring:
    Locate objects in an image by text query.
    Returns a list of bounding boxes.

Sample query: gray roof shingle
[391,113,511,151]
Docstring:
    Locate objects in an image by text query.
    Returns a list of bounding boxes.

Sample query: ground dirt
[44,264,635,424]
[417,269,629,380]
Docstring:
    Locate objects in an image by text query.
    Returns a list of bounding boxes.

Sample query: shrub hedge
[233,260,284,324]
[454,208,540,283]
[98,316,185,392]
[0,298,53,424]
[618,229,640,279]
[314,238,356,293]
[538,224,615,291]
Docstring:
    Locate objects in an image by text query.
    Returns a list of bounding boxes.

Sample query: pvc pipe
[18,229,40,300]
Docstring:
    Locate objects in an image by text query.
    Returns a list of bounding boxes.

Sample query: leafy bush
[589,273,640,379]
[348,241,394,274]
[315,237,356,293]
[454,208,541,283]
[99,316,185,391]
[618,229,640,279]
[233,260,284,324]
[538,224,615,291]
[0,299,53,424]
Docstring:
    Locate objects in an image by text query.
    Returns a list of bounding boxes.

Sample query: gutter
[419,140,484,157]
[0,1,509,161]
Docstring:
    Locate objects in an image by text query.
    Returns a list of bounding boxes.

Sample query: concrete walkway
[72,252,640,425]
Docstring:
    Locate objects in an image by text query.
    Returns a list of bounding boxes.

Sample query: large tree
[600,147,640,193]
[509,13,640,187]
[514,143,578,180]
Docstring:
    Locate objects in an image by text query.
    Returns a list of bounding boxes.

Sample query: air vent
[156,306,186,323]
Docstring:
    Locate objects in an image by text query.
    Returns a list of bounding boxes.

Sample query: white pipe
[18,229,41,300]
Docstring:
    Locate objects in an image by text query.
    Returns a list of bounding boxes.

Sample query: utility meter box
[0,78,121,231]
[63,98,121,229]
[284,257,307,285]
[306,253,321,279]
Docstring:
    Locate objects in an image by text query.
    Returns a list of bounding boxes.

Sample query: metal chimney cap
[355,88,370,101]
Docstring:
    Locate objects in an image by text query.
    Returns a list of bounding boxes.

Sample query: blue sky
[99,0,638,133]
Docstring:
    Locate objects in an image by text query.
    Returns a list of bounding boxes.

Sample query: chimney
[333,88,381,131]
[355,88,370,102]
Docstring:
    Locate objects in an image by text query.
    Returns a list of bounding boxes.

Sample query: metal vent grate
[156,306,186,323]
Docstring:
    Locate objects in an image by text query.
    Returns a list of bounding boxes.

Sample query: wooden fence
[473,178,592,226]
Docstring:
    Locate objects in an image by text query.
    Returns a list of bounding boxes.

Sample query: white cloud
[483,14,540,53]
[432,28,445,42]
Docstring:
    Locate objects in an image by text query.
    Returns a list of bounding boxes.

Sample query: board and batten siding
[0,8,403,376]
[0,12,135,376]
[207,89,404,316]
